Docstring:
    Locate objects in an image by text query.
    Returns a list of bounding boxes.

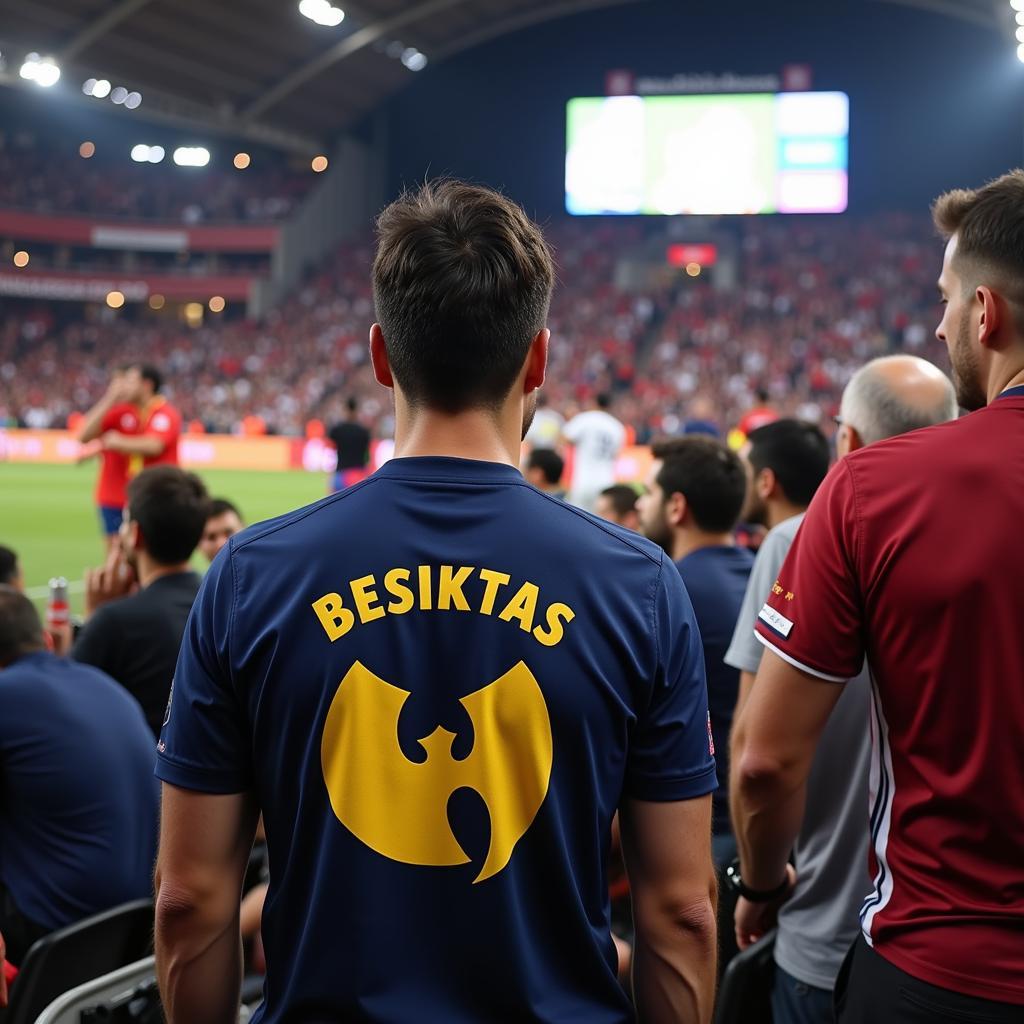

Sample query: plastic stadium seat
[0,899,152,1024]
[713,930,776,1024]
[33,956,157,1024]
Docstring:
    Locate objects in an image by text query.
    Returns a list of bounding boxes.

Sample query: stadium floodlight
[92,78,111,98]
[1013,0,1024,11]
[1018,11,1024,25]
[1018,26,1024,42]
[173,146,211,167]
[82,78,97,95]
[110,86,128,104]
[20,53,60,87]
[148,145,164,163]
[124,91,142,109]
[130,143,150,162]
[1019,42,1024,63]
[299,0,344,27]
[401,47,427,71]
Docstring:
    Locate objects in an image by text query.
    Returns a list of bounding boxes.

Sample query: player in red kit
[100,364,182,472]
[78,366,142,556]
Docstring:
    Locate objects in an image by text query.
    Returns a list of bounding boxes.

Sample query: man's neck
[136,558,192,590]
[765,500,805,531]
[393,408,522,467]
[989,364,1024,404]
[672,530,734,563]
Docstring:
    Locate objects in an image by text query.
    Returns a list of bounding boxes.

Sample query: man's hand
[47,621,73,657]
[76,439,104,464]
[734,863,796,950]
[84,556,136,616]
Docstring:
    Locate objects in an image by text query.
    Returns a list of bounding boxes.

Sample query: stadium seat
[712,930,776,1024]
[32,956,157,1024]
[0,899,153,1024]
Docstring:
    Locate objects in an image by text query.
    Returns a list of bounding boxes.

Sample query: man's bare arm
[102,432,164,456]
[78,384,121,442]
[730,650,844,891]
[620,795,717,1024]
[154,784,258,1024]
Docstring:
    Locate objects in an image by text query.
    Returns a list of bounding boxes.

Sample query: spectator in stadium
[563,392,626,510]
[732,171,1024,1024]
[0,547,23,591]
[154,180,718,1024]
[736,388,779,439]
[594,483,640,530]
[72,466,207,736]
[99,364,182,468]
[739,419,831,534]
[523,447,566,500]
[524,393,564,450]
[726,355,957,1024]
[637,436,751,866]
[327,396,372,492]
[77,365,141,556]
[0,587,158,969]
[198,498,245,564]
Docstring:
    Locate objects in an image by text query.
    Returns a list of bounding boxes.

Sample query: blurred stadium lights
[233,152,251,169]
[13,251,29,268]
[401,47,428,71]
[125,91,142,109]
[105,290,125,309]
[1013,0,1024,10]
[110,85,128,104]
[130,144,165,163]
[79,141,96,158]
[149,294,166,310]
[208,296,226,313]
[84,77,112,98]
[173,146,211,167]
[311,154,329,172]
[299,0,345,27]
[685,262,702,278]
[20,53,61,87]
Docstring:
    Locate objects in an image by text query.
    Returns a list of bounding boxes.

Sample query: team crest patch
[758,604,795,639]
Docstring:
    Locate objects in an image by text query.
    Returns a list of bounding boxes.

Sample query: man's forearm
[155,893,242,1024]
[104,433,163,456]
[731,754,807,892]
[79,395,115,442]
[632,891,718,1024]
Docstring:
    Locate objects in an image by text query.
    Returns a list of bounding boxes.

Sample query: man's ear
[757,467,777,500]
[844,425,865,454]
[370,324,394,389]
[666,491,688,528]
[127,520,143,553]
[976,286,1004,351]
[523,329,549,393]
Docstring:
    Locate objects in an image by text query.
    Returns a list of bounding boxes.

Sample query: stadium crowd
[0,215,947,440]
[2,171,1024,1024]
[0,130,314,223]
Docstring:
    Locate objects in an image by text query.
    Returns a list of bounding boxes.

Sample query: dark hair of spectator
[137,364,163,394]
[372,179,554,413]
[747,419,831,509]
[205,497,242,523]
[596,393,612,410]
[651,436,748,533]
[599,483,639,519]
[127,466,209,565]
[0,586,45,666]
[0,545,19,586]
[346,396,359,414]
[527,448,564,486]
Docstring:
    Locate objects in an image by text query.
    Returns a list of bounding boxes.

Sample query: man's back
[74,571,201,735]
[0,652,158,932]
[756,395,1024,1003]
[328,420,371,470]
[565,411,626,505]
[158,457,715,1023]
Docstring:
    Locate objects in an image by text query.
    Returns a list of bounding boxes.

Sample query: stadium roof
[0,0,1012,155]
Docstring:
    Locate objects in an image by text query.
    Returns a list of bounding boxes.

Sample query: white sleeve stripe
[754,632,850,683]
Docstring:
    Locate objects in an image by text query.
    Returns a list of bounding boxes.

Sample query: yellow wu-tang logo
[321,660,552,883]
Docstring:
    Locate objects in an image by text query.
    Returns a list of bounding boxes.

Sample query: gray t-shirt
[725,514,871,990]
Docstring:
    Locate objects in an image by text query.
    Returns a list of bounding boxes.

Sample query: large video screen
[565,91,849,216]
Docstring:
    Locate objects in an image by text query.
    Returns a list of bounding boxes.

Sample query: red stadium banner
[0,208,280,252]
[0,268,256,302]
[666,243,719,267]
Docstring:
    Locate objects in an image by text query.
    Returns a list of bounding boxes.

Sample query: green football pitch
[1,462,330,615]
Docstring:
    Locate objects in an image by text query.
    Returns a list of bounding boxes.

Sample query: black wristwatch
[724,858,789,903]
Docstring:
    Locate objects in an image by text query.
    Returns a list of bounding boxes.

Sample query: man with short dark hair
[0,587,157,978]
[733,171,1024,1023]
[100,363,181,469]
[638,436,752,865]
[328,397,372,493]
[595,483,640,530]
[524,447,566,499]
[0,546,22,590]
[563,392,626,511]
[154,180,718,1024]
[73,466,207,735]
[198,498,245,564]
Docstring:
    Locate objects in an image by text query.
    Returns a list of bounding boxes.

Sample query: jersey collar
[997,385,1024,402]
[374,456,523,483]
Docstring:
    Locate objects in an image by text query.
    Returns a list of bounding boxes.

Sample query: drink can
[47,576,70,631]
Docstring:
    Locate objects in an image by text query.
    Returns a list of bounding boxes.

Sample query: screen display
[565,91,849,216]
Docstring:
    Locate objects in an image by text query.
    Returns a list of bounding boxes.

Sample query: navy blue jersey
[156,456,715,1023]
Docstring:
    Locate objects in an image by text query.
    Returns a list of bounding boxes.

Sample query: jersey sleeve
[753,462,864,681]
[624,553,717,802]
[724,525,793,674]
[562,415,582,444]
[155,544,252,793]
[145,405,181,453]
